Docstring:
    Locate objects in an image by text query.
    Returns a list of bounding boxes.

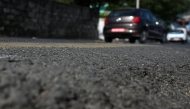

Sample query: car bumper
[167,34,186,41]
[103,30,141,39]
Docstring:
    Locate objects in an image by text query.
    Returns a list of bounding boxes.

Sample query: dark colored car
[103,8,167,43]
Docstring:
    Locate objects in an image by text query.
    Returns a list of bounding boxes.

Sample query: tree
[137,0,190,21]
[51,0,74,4]
[73,0,190,21]
[73,0,121,9]
[50,0,190,22]
[112,0,190,21]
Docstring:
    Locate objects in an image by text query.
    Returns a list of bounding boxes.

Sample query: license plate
[111,28,126,32]
[173,38,180,41]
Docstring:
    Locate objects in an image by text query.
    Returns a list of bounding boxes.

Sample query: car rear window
[108,10,136,17]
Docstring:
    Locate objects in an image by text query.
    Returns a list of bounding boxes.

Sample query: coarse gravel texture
[0,45,190,109]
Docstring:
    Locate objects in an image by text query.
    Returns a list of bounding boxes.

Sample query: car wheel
[104,37,113,43]
[160,33,167,44]
[181,36,188,44]
[129,38,136,43]
[182,39,187,44]
[139,30,148,43]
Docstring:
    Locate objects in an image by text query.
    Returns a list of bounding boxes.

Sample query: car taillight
[132,16,140,23]
[104,18,108,24]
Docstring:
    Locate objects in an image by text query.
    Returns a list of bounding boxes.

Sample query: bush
[99,11,110,18]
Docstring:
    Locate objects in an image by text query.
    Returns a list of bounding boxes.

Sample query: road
[0,37,190,109]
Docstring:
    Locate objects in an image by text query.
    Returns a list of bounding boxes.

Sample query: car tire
[160,33,167,44]
[139,30,148,44]
[182,39,187,44]
[104,37,113,43]
[181,36,188,44]
[129,38,136,43]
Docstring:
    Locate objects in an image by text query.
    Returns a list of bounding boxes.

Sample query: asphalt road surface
[0,37,190,109]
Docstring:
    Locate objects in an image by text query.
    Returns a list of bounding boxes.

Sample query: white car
[167,28,187,43]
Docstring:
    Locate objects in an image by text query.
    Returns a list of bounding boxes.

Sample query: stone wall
[0,0,99,39]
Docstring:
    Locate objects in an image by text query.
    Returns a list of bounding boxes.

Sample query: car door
[148,12,163,38]
[143,10,156,38]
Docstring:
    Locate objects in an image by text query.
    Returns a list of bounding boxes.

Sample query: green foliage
[126,0,190,21]
[99,11,110,18]
[101,0,190,21]
[53,0,73,4]
[72,0,124,8]
[54,0,190,21]
[105,4,125,10]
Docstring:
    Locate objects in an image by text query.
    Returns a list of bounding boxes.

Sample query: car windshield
[169,30,184,33]
[108,10,136,17]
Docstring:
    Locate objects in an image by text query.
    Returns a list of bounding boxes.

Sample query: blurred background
[1,0,190,40]
[51,0,190,40]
